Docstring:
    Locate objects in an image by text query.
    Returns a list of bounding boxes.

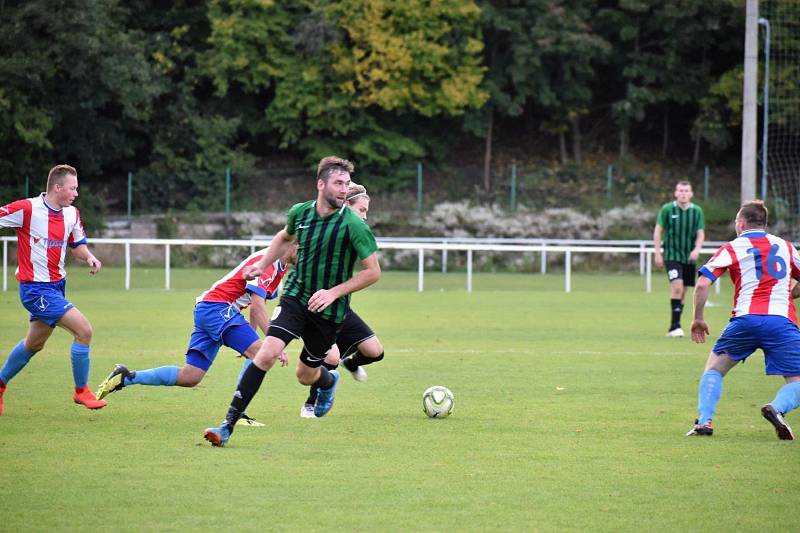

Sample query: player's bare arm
[689,229,705,262]
[247,295,288,366]
[792,281,800,300]
[307,253,381,313]
[690,275,712,343]
[242,228,294,280]
[69,244,102,274]
[653,224,664,267]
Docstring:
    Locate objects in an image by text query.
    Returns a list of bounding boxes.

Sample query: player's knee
[74,324,93,345]
[24,339,45,353]
[178,374,203,387]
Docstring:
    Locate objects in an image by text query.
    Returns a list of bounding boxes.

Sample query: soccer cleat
[236,413,265,427]
[341,358,368,382]
[314,370,340,417]
[0,381,6,416]
[686,419,713,436]
[204,423,233,447]
[96,364,134,400]
[761,404,795,441]
[300,403,316,418]
[73,386,108,410]
[667,327,685,338]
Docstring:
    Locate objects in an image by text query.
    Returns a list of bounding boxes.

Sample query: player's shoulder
[342,208,372,230]
[289,200,315,214]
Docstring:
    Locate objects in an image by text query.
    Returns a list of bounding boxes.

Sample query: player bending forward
[95,246,297,425]
[687,200,800,440]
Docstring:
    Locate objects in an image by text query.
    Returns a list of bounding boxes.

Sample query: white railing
[1,236,723,294]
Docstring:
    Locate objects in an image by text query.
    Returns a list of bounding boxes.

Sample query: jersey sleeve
[245,279,268,299]
[696,206,705,230]
[68,207,88,248]
[285,202,305,237]
[698,244,733,282]
[655,204,668,228]
[349,218,378,260]
[0,199,29,229]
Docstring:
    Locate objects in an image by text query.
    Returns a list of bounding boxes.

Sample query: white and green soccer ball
[422,385,454,418]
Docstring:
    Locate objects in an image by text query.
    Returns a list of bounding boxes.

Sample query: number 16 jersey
[700,230,800,322]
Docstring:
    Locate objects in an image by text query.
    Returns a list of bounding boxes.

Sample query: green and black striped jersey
[282,200,378,323]
[656,201,704,263]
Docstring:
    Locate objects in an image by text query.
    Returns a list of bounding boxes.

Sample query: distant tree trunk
[571,116,582,163]
[559,130,568,164]
[483,106,493,192]
[692,127,702,169]
[661,104,669,159]
[619,121,629,158]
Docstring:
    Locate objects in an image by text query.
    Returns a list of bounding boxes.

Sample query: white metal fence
[1,236,725,294]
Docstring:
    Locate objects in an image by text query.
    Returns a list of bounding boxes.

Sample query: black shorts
[267,295,341,366]
[665,261,696,287]
[336,311,375,357]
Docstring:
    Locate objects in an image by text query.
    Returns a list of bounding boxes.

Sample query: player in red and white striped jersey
[94,244,297,424]
[687,200,800,440]
[0,164,106,415]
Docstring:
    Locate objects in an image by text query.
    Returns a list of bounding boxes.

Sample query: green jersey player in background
[653,181,705,337]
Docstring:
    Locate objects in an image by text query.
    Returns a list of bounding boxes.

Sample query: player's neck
[676,200,691,209]
[43,191,63,210]
[314,197,340,218]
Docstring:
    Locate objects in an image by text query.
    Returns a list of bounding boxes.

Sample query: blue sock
[237,359,253,387]
[125,366,179,386]
[770,381,800,415]
[697,370,723,425]
[70,342,91,388]
[0,340,36,385]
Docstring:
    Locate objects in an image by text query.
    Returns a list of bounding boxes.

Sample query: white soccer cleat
[347,366,368,382]
[300,403,316,418]
[667,328,685,338]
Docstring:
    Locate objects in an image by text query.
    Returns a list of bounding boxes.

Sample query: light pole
[758,17,770,200]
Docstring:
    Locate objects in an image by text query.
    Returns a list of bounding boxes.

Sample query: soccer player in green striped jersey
[653,181,705,337]
[203,156,381,447]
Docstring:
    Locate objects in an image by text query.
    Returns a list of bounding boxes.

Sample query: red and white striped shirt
[0,194,88,283]
[197,251,287,310]
[700,230,800,323]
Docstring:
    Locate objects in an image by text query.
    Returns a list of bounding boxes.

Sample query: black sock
[670,299,683,329]
[314,366,334,390]
[306,386,318,405]
[224,363,267,427]
[345,351,384,369]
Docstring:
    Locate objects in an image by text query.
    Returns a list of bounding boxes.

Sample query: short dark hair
[738,200,768,228]
[47,164,77,191]
[675,180,692,190]
[317,156,354,182]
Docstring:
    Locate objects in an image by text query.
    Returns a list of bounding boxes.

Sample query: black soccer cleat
[686,419,713,437]
[95,364,134,400]
[761,404,795,441]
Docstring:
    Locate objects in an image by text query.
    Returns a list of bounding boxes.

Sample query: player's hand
[241,265,263,280]
[87,257,102,274]
[654,253,664,268]
[689,249,700,261]
[278,350,289,367]
[690,319,709,343]
[308,289,337,313]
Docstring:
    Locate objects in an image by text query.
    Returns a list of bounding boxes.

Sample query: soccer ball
[422,385,454,418]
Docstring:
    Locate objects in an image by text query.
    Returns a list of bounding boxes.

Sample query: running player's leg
[338,312,382,381]
[760,320,800,439]
[687,316,757,436]
[0,320,53,415]
[58,307,106,409]
[301,345,339,417]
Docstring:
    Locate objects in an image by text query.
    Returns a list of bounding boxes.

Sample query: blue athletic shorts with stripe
[19,280,74,327]
[712,314,800,375]
[185,302,260,372]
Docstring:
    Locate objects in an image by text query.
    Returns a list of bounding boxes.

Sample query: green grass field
[1,269,798,531]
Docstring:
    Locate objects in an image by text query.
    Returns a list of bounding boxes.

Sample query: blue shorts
[185,302,260,372]
[713,315,800,375]
[19,280,74,327]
